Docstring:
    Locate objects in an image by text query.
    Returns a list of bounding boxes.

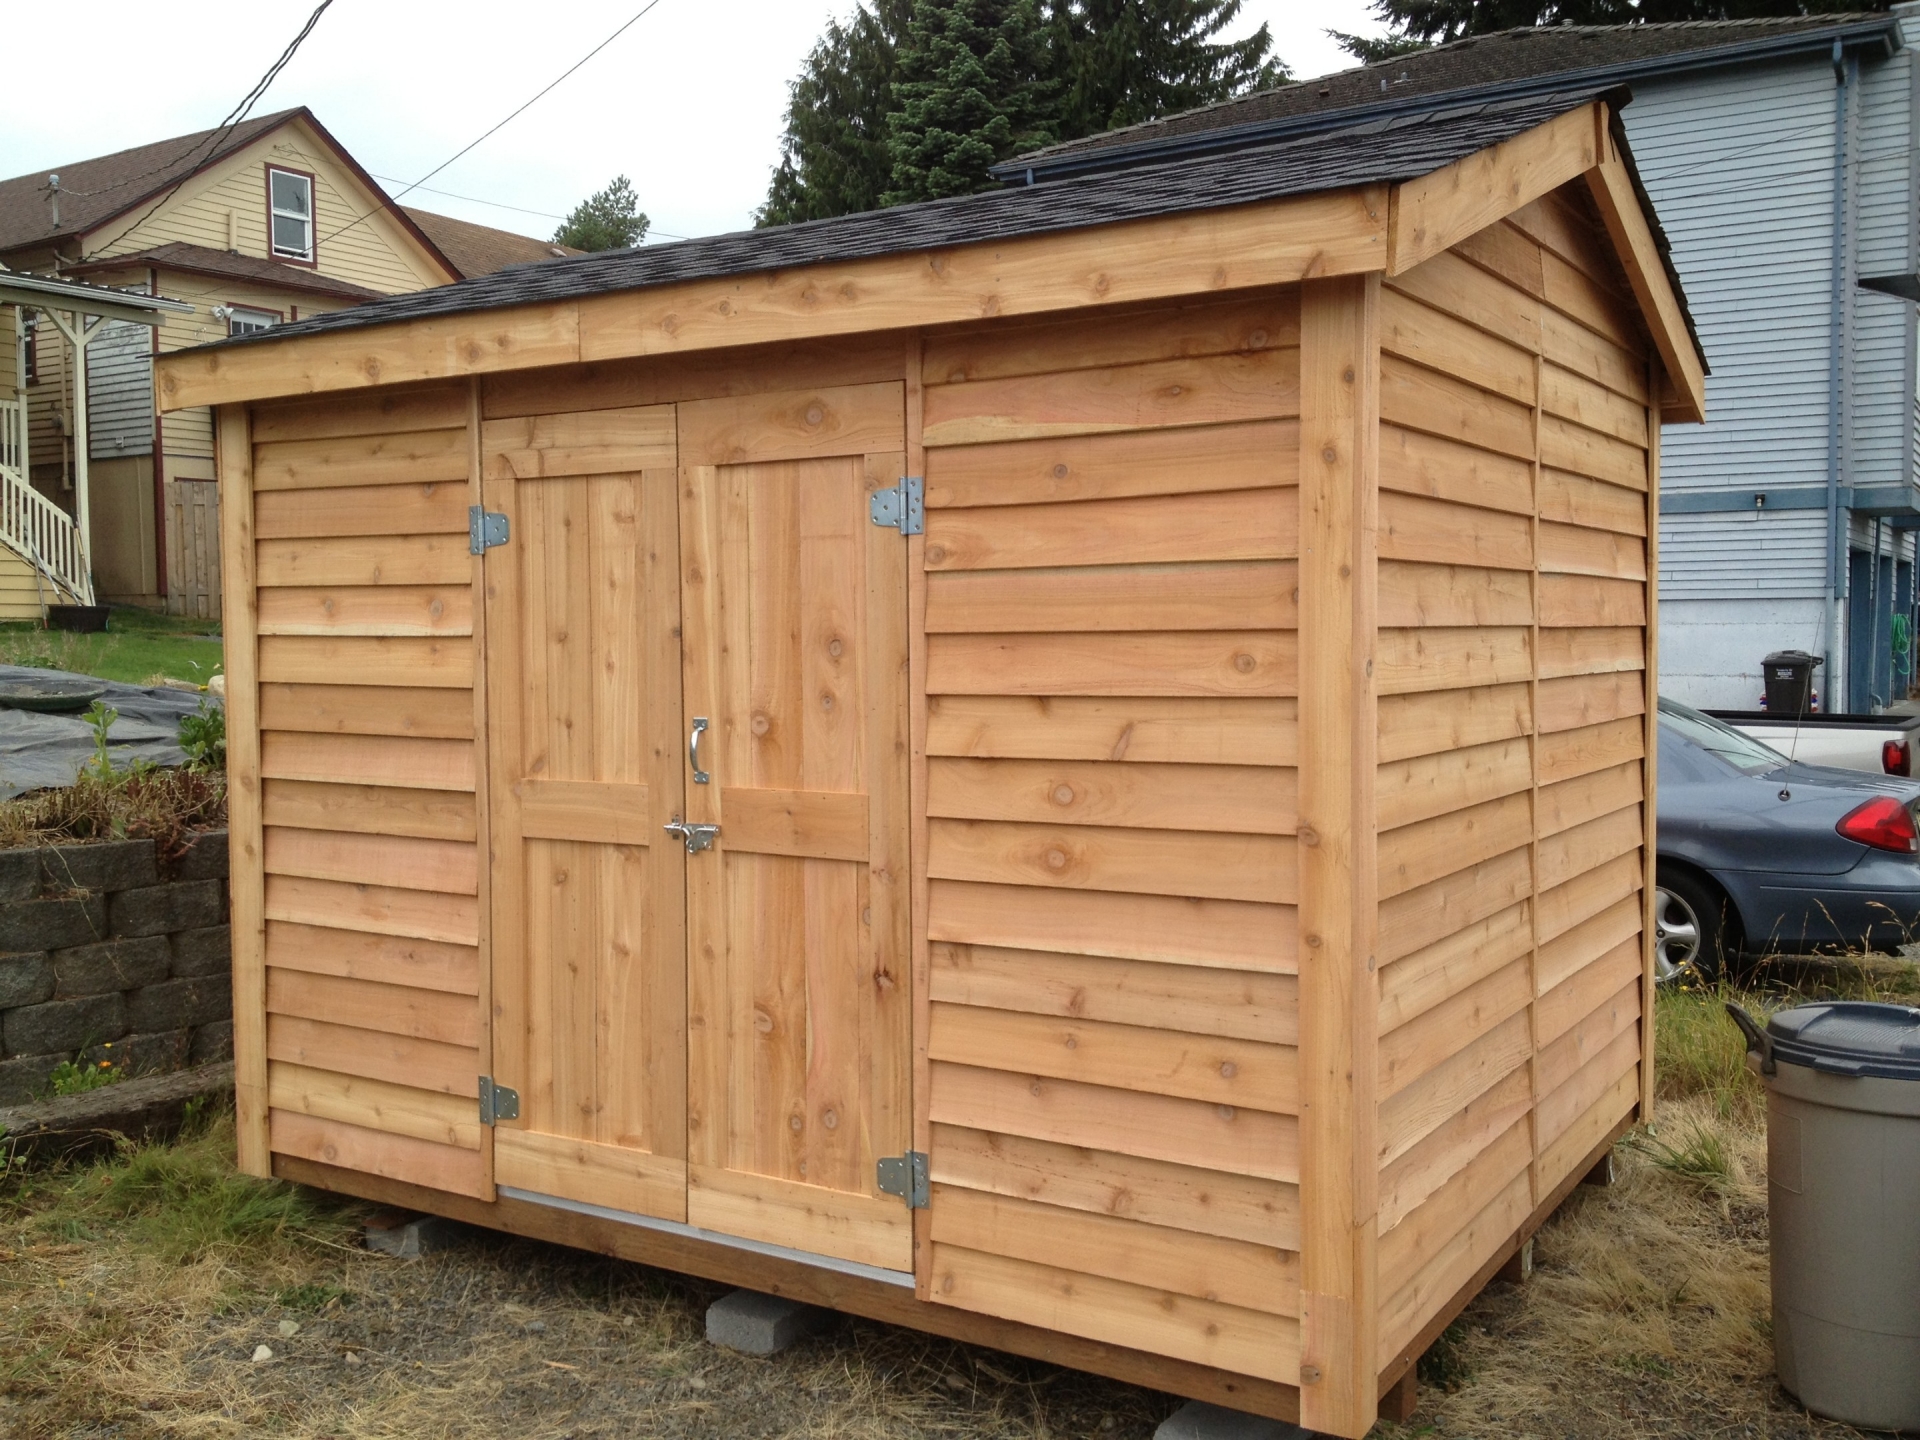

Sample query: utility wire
[370,174,689,241]
[319,0,671,248]
[78,0,335,261]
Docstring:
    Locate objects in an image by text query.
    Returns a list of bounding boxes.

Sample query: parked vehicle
[1704,708,1920,778]
[1657,699,1920,980]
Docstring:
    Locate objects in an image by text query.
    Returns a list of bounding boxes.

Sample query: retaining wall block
[0,895,107,952]
[3,993,128,1058]
[171,832,229,883]
[126,975,231,1034]
[38,839,159,896]
[189,1019,234,1065]
[109,881,225,939]
[53,937,171,999]
[169,925,231,979]
[0,1051,66,1106]
[0,851,43,904]
[81,1029,191,1078]
[0,953,53,1009]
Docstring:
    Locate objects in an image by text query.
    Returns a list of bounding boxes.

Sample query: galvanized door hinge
[479,1076,520,1125]
[868,475,924,536]
[469,506,510,554]
[876,1150,929,1208]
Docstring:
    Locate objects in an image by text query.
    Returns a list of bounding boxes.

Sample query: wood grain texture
[926,420,1296,510]
[258,684,475,739]
[928,818,1294,905]
[928,631,1296,698]
[1295,272,1380,1433]
[269,1109,487,1199]
[925,488,1297,572]
[928,695,1296,767]
[928,756,1294,835]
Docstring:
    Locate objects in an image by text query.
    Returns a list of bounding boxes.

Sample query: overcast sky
[0,0,1385,246]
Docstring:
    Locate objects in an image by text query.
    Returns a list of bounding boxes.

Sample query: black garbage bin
[1763,650,1822,714]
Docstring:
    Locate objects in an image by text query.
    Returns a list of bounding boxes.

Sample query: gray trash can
[1730,1001,1920,1430]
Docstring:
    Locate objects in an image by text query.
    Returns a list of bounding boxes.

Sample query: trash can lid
[1767,1001,1920,1079]
[1763,650,1824,668]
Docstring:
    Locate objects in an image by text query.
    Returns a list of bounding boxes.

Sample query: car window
[1658,698,1787,775]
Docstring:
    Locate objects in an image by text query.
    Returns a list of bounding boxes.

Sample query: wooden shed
[156,89,1703,1437]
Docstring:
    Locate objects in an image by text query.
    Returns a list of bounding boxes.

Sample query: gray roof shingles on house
[999,14,1899,179]
[205,87,1696,360]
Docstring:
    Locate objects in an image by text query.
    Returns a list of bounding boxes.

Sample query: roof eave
[994,16,1901,184]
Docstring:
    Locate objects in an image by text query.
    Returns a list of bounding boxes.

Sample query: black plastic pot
[46,605,109,633]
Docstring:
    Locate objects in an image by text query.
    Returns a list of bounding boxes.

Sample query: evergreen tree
[1048,1,1289,138]
[760,1,913,225]
[1365,0,1885,47]
[1328,28,1433,63]
[553,176,648,251]
[886,0,1058,204]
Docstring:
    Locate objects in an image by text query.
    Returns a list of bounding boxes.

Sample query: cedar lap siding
[158,92,1701,1437]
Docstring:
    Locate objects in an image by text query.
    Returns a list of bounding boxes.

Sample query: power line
[372,175,689,243]
[79,0,335,261]
[319,0,672,248]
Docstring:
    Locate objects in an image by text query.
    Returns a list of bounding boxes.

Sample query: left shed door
[235,387,492,1200]
[480,404,689,1221]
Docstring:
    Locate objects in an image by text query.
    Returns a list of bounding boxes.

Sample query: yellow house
[0,107,572,618]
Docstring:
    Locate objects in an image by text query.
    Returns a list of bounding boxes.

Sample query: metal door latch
[868,475,924,536]
[479,1076,520,1125]
[877,1150,929,1208]
[663,817,720,853]
[469,506,510,554]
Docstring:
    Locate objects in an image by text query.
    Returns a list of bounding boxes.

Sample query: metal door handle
[690,717,710,784]
[663,817,719,853]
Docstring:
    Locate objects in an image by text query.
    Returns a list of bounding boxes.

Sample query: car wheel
[1654,869,1733,984]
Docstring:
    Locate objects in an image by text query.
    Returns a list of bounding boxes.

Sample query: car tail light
[1836,796,1920,853]
[1886,739,1912,776]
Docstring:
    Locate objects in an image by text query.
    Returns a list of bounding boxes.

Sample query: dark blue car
[1657,698,1920,980]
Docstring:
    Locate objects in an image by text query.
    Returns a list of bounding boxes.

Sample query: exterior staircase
[0,395,92,607]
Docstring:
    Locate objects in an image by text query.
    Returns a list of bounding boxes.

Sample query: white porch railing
[0,399,90,605]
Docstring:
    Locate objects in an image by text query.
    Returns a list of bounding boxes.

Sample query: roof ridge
[0,108,300,194]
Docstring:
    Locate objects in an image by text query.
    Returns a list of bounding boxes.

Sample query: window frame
[22,310,37,385]
[265,164,317,266]
[226,304,283,337]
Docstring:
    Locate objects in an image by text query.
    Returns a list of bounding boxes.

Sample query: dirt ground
[3,963,1911,1439]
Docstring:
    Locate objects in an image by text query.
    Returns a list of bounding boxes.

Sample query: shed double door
[483,384,913,1273]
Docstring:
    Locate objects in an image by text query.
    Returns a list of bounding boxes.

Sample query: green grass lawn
[0,606,223,687]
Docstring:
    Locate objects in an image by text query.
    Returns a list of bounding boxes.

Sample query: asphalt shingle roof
[68,242,387,302]
[1002,15,1897,177]
[211,88,1637,352]
[403,208,582,279]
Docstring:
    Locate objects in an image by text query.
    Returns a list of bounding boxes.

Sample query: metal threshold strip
[497,1186,917,1289]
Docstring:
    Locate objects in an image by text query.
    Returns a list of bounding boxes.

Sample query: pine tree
[1365,0,1885,47]
[760,1,914,226]
[1047,0,1289,138]
[1328,28,1433,63]
[885,0,1058,205]
[553,176,648,252]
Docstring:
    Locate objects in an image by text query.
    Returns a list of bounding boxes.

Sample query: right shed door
[676,383,914,1273]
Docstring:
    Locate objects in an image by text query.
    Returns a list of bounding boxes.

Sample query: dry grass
[7,960,1918,1438]
[0,767,225,856]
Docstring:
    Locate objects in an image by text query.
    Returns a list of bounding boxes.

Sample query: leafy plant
[178,700,225,773]
[81,700,121,781]
[44,1054,124,1097]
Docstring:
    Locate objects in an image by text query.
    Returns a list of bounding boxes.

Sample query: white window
[228,306,279,336]
[268,167,313,261]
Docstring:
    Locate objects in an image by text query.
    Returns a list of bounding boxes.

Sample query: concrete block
[2,993,127,1058]
[0,895,107,952]
[0,953,53,1009]
[0,1051,64,1105]
[0,850,43,903]
[81,1029,190,1078]
[170,925,232,979]
[189,1019,234,1064]
[126,975,231,1034]
[1153,1401,1314,1440]
[170,831,229,883]
[52,937,170,998]
[704,1289,834,1356]
[38,840,158,895]
[109,881,224,939]
[362,1211,466,1258]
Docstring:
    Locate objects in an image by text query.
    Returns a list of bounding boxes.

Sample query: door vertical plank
[1639,358,1659,1121]
[217,404,269,1176]
[644,466,690,1169]
[904,334,934,1297]
[466,380,496,1193]
[680,461,727,1173]
[867,446,914,1222]
[1297,273,1381,1434]
[481,419,529,1124]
